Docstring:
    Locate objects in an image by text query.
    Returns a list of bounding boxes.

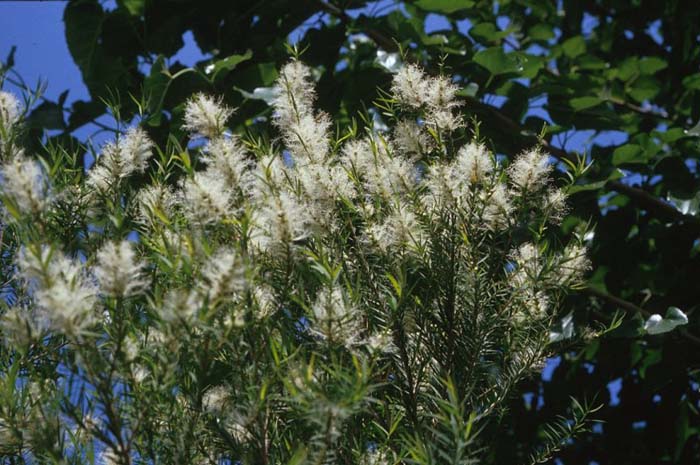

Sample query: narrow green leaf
[414,0,474,13]
[570,96,603,111]
[209,49,253,81]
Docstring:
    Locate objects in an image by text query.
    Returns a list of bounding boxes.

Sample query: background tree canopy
[5,0,700,463]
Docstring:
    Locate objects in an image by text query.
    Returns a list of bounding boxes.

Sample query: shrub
[0,58,591,464]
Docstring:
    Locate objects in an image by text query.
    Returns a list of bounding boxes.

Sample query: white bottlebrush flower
[198,248,246,303]
[136,183,175,224]
[201,136,252,188]
[246,152,293,200]
[179,170,234,224]
[367,202,426,254]
[87,127,153,192]
[544,188,568,222]
[424,74,460,112]
[283,112,332,163]
[508,148,552,192]
[0,156,49,216]
[249,191,313,254]
[517,289,550,320]
[94,240,149,298]
[509,243,543,288]
[0,306,36,347]
[252,284,276,319]
[158,289,201,324]
[556,244,590,285]
[393,118,431,156]
[202,385,229,413]
[342,136,415,199]
[0,90,21,135]
[360,448,393,465]
[482,183,512,230]
[391,64,429,109]
[297,160,354,208]
[272,60,316,128]
[454,142,494,184]
[310,284,362,347]
[424,108,463,132]
[17,246,98,336]
[422,161,460,211]
[272,63,331,163]
[183,93,234,139]
[367,330,396,354]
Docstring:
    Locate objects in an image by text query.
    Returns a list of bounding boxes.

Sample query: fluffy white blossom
[252,284,276,319]
[198,248,246,304]
[179,170,234,224]
[391,64,429,109]
[367,202,426,254]
[183,93,233,139]
[342,137,415,199]
[202,385,229,413]
[482,183,512,229]
[310,284,362,347]
[393,118,431,156]
[94,240,149,298]
[272,61,331,163]
[556,244,590,285]
[508,148,552,192]
[454,142,494,184]
[0,91,21,136]
[272,60,316,128]
[391,64,462,130]
[509,243,543,289]
[201,137,252,188]
[17,246,97,336]
[0,156,49,216]
[249,192,313,254]
[284,112,332,163]
[544,188,568,222]
[246,152,292,200]
[87,128,153,192]
[422,161,460,211]
[136,183,175,224]
[424,74,460,112]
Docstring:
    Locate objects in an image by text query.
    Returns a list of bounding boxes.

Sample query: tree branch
[586,287,700,346]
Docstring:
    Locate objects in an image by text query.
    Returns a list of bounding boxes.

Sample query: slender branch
[586,287,700,346]
[316,0,399,52]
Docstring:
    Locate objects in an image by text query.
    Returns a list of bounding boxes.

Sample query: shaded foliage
[5,0,700,463]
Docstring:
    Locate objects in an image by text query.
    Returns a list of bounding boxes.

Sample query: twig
[586,287,700,346]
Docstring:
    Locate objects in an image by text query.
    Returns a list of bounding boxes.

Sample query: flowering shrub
[0,58,592,464]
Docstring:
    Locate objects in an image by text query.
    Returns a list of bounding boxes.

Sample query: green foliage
[2,0,700,462]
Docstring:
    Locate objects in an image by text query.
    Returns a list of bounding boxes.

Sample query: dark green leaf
[638,57,667,75]
[470,23,509,42]
[612,144,644,165]
[528,24,555,41]
[473,47,521,75]
[209,50,253,82]
[27,101,65,130]
[562,36,586,58]
[682,73,700,90]
[414,0,474,13]
[570,96,603,111]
